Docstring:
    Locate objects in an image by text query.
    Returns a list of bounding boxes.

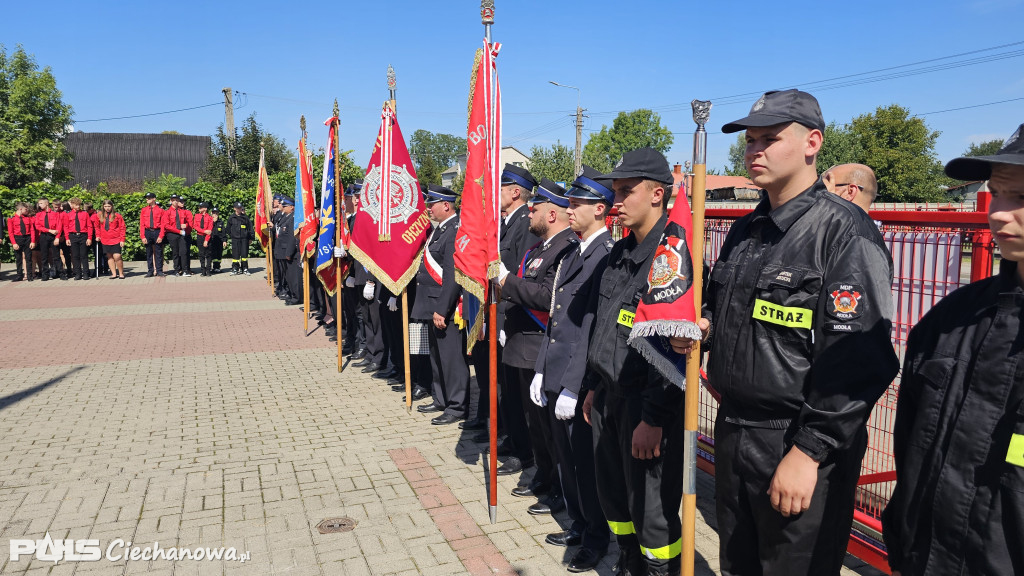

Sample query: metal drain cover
[317,517,357,534]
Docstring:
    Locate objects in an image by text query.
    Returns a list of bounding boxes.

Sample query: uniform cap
[500,164,538,190]
[945,123,1024,181]
[565,165,615,204]
[602,147,674,185]
[200,201,211,209]
[722,89,825,134]
[529,178,569,208]
[144,192,156,199]
[233,201,243,209]
[425,184,458,204]
[280,197,295,207]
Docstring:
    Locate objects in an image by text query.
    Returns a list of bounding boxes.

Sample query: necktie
[75,211,81,232]
[19,217,26,235]
[175,210,181,229]
[44,212,49,229]
[105,215,110,231]
[149,207,154,228]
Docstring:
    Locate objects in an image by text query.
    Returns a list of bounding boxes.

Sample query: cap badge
[752,94,767,113]
[1004,126,1020,150]
[614,157,624,169]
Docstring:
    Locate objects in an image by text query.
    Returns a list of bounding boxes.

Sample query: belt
[720,409,793,430]
[69,232,86,236]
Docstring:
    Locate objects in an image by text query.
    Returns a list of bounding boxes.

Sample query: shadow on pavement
[0,366,84,413]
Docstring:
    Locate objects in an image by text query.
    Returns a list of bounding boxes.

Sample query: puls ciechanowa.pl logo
[9,533,251,564]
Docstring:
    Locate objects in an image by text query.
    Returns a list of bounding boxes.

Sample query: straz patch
[827,283,864,321]
[752,299,812,329]
[1008,434,1024,468]
[617,309,635,328]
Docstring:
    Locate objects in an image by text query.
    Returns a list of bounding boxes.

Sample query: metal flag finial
[387,65,396,91]
[691,100,712,128]
[481,0,495,25]
[333,99,339,118]
[299,115,307,133]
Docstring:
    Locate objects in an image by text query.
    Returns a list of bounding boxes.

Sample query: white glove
[554,389,578,420]
[345,276,356,288]
[334,246,346,258]
[498,329,507,347]
[529,373,547,407]
[363,282,375,300]
[498,262,510,282]
[387,296,398,312]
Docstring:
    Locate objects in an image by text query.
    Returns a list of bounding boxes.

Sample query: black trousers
[231,238,248,269]
[380,292,403,373]
[166,232,189,272]
[513,366,558,489]
[13,235,31,277]
[36,233,58,279]
[359,290,384,365]
[715,419,866,576]
[469,337,497,423]
[501,362,534,464]
[592,383,684,574]
[428,318,469,417]
[196,238,211,271]
[144,229,163,274]
[57,239,71,276]
[342,285,363,350]
[68,233,89,277]
[274,259,291,295]
[209,237,224,269]
[548,389,608,551]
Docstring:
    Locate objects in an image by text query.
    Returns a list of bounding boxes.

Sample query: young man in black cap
[882,124,1024,576]
[341,184,367,358]
[411,185,469,425]
[672,90,898,576]
[228,202,254,275]
[531,167,614,571]
[163,195,193,276]
[581,148,683,576]
[140,192,165,277]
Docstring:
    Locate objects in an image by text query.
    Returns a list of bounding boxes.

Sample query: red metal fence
[697,194,995,573]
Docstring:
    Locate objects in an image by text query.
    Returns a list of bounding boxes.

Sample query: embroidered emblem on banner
[361,163,419,225]
[644,233,692,305]
[827,283,864,320]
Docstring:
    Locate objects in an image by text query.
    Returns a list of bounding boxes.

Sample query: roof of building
[62,132,211,188]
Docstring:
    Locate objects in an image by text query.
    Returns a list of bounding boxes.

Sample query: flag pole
[681,99,710,576]
[480,0,498,526]
[262,141,275,293]
[300,116,310,335]
[387,68,413,414]
[333,100,344,373]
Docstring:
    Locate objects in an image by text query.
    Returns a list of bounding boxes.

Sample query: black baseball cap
[144,192,156,199]
[501,164,537,190]
[199,201,211,209]
[722,89,825,134]
[945,123,1024,181]
[233,201,244,209]
[602,147,674,185]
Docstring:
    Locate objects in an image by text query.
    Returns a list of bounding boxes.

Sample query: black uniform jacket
[272,215,296,260]
[584,215,682,427]
[227,214,254,241]
[498,204,540,333]
[535,230,613,395]
[703,181,899,461]
[502,227,578,369]
[411,214,460,322]
[882,259,1024,576]
[211,218,226,240]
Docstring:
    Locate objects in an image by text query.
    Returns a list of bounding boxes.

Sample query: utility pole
[549,81,583,175]
[222,87,235,170]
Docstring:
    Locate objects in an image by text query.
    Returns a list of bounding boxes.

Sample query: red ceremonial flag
[349,104,431,294]
[453,40,502,351]
[254,148,271,250]
[626,190,702,389]
[298,139,318,259]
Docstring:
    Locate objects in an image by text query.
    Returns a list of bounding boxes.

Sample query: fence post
[970,190,995,283]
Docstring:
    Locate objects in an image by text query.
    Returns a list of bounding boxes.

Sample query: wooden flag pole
[333,102,344,373]
[403,290,412,413]
[681,99,711,576]
[480,0,498,526]
[262,141,275,293]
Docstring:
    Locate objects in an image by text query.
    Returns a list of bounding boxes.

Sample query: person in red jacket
[139,192,165,277]
[95,199,127,279]
[192,202,215,276]
[33,198,61,281]
[8,202,37,281]
[62,197,94,281]
[163,194,193,276]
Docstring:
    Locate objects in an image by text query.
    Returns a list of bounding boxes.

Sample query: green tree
[409,130,466,186]
[724,134,746,176]
[963,138,1004,157]
[528,142,576,183]
[582,109,673,173]
[817,122,863,175]
[0,44,75,188]
[204,113,293,186]
[850,105,949,202]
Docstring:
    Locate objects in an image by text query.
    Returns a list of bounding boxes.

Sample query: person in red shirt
[54,201,73,279]
[95,199,127,279]
[192,202,215,276]
[8,202,37,281]
[163,195,193,276]
[62,197,94,281]
[139,192,165,277]
[33,198,61,281]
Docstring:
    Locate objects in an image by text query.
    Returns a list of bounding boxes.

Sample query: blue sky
[5,0,1024,173]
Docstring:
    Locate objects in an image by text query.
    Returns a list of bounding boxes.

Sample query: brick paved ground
[0,263,884,576]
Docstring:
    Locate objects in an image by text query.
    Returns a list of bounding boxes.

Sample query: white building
[440,146,531,188]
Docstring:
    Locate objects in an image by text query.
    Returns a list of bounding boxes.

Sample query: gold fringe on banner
[349,242,425,297]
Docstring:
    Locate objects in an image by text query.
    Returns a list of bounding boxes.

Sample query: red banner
[255,148,271,250]
[298,139,318,259]
[453,40,502,351]
[349,105,430,295]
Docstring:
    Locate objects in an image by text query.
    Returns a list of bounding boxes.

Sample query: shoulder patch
[826,283,865,321]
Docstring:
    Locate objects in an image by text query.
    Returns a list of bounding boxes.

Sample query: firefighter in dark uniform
[580,148,683,576]
[342,183,366,358]
[351,262,384,372]
[271,196,288,297]
[227,202,254,275]
[531,166,614,572]
[882,124,1024,576]
[273,198,298,304]
[672,91,899,576]
[411,185,468,425]
[498,178,578,514]
[209,207,226,272]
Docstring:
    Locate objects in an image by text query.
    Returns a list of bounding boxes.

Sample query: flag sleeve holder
[681,99,710,576]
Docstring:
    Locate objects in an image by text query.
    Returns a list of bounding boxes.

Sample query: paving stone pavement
[0,263,884,576]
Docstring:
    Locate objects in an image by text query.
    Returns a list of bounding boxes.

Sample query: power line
[73,102,222,123]
[916,96,1024,116]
